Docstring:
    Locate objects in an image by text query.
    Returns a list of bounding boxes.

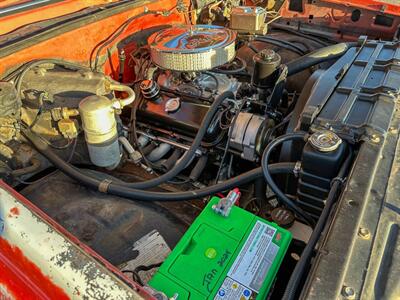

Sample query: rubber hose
[24,128,295,201]
[189,155,208,181]
[161,149,182,171]
[282,152,353,300]
[254,37,306,56]
[119,136,136,159]
[212,57,247,74]
[286,42,357,77]
[121,91,234,189]
[261,132,316,227]
[11,157,41,177]
[254,177,267,203]
[147,143,171,162]
[141,143,156,156]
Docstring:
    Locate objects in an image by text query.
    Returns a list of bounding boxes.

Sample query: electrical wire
[254,37,307,56]
[11,59,90,98]
[201,72,220,94]
[91,5,179,70]
[122,262,162,286]
[269,23,334,46]
[215,98,246,183]
[212,57,247,75]
[265,111,293,143]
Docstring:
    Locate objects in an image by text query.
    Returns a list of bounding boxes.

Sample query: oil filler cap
[165,98,181,113]
[309,130,342,152]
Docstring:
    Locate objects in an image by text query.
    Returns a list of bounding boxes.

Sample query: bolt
[347,199,357,206]
[389,126,398,134]
[342,286,355,299]
[371,134,380,144]
[34,67,47,76]
[260,49,276,61]
[358,227,371,239]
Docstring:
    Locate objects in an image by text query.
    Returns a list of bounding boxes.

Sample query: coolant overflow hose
[282,152,353,300]
[261,132,316,227]
[23,128,296,201]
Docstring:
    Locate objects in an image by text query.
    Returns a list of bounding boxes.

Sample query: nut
[342,286,356,299]
[358,227,371,239]
[389,126,398,134]
[260,49,276,61]
[370,134,380,144]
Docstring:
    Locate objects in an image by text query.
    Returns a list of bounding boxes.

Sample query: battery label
[214,277,256,300]
[226,221,279,293]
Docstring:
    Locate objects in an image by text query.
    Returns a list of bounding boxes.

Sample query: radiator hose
[23,128,295,201]
[286,42,357,76]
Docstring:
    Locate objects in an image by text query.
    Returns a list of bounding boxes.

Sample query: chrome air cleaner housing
[148,25,236,72]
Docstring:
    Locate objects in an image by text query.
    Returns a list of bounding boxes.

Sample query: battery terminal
[212,188,241,217]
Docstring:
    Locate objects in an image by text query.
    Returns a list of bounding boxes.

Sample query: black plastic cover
[300,40,400,300]
[299,40,400,142]
[298,141,347,217]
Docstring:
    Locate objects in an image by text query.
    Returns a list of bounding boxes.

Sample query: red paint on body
[9,207,19,217]
[0,180,155,299]
[0,237,70,300]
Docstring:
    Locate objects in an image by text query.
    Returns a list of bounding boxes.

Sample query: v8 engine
[1,2,399,299]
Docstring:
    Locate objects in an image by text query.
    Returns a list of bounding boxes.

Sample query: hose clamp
[98,179,112,193]
[330,176,346,188]
[293,161,302,178]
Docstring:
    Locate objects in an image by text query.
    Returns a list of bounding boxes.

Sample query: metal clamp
[98,179,112,193]
[293,161,302,178]
[330,176,346,188]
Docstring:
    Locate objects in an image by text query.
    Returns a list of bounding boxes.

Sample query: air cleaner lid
[148,25,236,72]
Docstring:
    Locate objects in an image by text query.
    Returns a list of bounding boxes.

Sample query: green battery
[149,196,292,300]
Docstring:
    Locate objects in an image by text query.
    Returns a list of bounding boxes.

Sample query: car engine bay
[0,0,400,299]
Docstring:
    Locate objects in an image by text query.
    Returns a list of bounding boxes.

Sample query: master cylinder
[79,82,135,168]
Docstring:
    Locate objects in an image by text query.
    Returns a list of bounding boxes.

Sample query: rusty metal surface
[360,127,400,299]
[0,180,153,299]
[20,170,192,266]
[278,0,400,41]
